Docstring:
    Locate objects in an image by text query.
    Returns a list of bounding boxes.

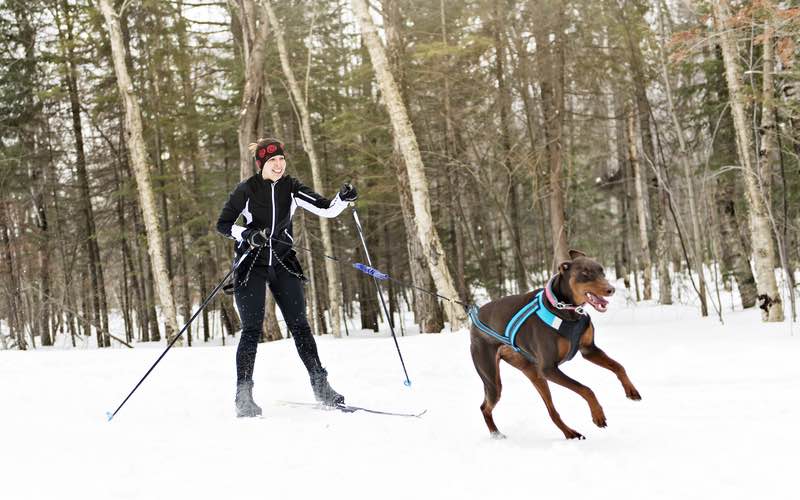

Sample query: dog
[469,250,641,439]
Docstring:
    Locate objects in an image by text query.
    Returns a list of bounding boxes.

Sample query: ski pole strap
[353,263,388,280]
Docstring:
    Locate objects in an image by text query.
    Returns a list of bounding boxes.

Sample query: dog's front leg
[581,345,642,401]
[541,366,606,428]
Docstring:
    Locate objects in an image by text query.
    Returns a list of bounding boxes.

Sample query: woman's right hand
[339,183,358,202]
[243,229,268,247]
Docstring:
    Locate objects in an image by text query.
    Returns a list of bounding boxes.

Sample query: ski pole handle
[353,263,388,280]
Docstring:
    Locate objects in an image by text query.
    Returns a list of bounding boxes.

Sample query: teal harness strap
[468,305,511,346]
[468,305,537,363]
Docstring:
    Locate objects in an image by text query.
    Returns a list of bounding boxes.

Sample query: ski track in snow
[2,290,798,500]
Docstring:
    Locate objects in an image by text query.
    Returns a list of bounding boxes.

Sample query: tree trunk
[712,0,783,322]
[627,111,653,300]
[656,6,707,313]
[99,0,181,340]
[55,0,110,346]
[533,1,569,269]
[394,141,444,333]
[231,0,269,180]
[440,0,468,302]
[351,0,465,326]
[620,2,670,303]
[0,200,24,350]
[358,271,379,332]
[230,0,282,342]
[265,1,344,337]
[613,91,633,290]
[760,17,796,321]
[381,0,444,332]
[297,212,320,337]
[715,175,757,308]
[493,0,527,291]
[31,160,52,346]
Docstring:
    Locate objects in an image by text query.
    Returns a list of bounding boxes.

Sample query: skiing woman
[216,138,358,417]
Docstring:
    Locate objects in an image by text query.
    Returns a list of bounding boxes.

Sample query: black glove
[339,183,358,202]
[243,229,268,248]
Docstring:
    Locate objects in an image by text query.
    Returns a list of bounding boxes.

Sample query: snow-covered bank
[1,292,798,500]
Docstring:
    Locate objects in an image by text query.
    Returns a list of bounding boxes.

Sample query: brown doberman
[469,250,641,439]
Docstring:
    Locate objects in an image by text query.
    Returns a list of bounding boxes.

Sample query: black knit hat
[254,139,285,170]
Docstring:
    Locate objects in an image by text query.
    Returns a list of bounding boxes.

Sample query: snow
[2,284,799,500]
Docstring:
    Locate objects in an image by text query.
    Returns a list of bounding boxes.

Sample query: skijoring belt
[468,289,591,363]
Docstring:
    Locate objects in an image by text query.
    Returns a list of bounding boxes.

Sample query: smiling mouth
[584,292,609,312]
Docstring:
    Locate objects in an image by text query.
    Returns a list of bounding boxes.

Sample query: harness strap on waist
[468,306,537,363]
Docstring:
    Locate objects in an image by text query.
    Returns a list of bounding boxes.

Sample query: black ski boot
[310,368,344,406]
[235,380,263,418]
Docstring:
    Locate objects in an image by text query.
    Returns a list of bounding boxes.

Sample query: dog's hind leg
[501,351,585,440]
[541,365,607,428]
[471,335,505,439]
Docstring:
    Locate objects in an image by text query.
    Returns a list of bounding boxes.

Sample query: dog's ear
[559,261,572,274]
[568,249,586,260]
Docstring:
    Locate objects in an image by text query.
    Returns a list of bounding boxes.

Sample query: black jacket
[216,174,348,268]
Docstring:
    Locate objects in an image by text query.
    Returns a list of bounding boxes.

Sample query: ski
[277,400,427,418]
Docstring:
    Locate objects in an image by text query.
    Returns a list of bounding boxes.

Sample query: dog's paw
[563,428,585,440]
[625,386,642,400]
[592,411,607,428]
[490,431,507,440]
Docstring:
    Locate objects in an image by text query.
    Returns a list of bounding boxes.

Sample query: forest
[1,0,798,350]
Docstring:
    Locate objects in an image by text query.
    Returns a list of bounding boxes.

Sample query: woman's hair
[248,137,283,157]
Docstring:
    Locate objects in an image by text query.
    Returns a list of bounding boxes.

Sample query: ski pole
[106,248,254,422]
[351,206,412,387]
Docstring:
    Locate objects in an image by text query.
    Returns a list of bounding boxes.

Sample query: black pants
[234,262,322,384]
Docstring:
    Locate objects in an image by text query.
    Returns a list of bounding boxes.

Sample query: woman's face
[261,155,286,181]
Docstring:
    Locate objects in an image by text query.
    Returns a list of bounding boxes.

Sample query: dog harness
[468,287,592,363]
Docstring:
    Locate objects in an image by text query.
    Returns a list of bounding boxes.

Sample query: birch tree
[350,0,466,326]
[760,15,796,321]
[98,0,181,340]
[712,0,783,322]
[382,0,444,332]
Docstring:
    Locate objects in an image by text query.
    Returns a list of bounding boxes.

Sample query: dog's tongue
[585,292,609,312]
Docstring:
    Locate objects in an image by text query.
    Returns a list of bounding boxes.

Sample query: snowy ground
[2,285,799,500]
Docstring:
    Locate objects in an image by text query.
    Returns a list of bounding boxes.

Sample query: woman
[216,138,358,417]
